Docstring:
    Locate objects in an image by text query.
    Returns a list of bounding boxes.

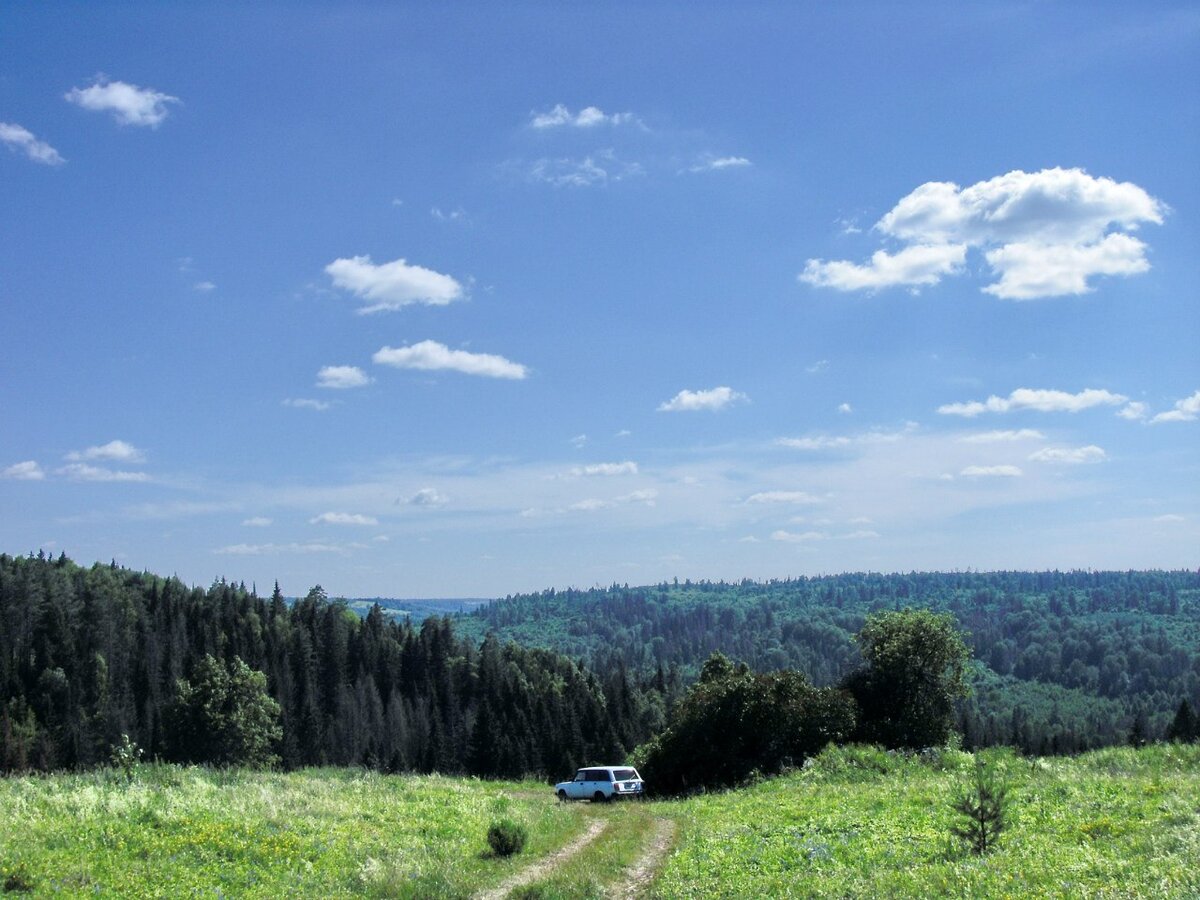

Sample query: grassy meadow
[1,744,1198,898]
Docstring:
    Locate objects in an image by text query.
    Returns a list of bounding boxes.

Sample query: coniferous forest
[0,552,665,776]
[3,551,1199,777]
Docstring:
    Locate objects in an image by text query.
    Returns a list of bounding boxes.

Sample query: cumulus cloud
[571,462,638,477]
[776,425,911,451]
[325,255,463,313]
[310,511,379,526]
[67,440,146,463]
[1150,389,1200,424]
[937,387,1127,417]
[242,516,273,527]
[801,243,967,292]
[0,122,64,165]
[1028,445,1107,464]
[65,78,178,127]
[687,155,752,174]
[658,386,747,412]
[284,398,333,411]
[373,341,528,380]
[58,463,149,482]
[405,488,448,507]
[958,429,1045,443]
[838,403,853,414]
[530,104,635,129]
[317,365,372,390]
[801,168,1166,298]
[1117,402,1148,421]
[960,465,1023,477]
[2,460,45,480]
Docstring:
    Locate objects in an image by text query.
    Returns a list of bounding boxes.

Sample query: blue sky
[2,3,1197,597]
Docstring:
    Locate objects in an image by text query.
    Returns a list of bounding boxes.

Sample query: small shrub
[950,758,1009,855]
[1,861,35,893]
[109,734,144,783]
[487,818,528,857]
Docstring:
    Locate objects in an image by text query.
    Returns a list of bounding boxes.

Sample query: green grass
[1,745,1197,897]
[651,743,1200,898]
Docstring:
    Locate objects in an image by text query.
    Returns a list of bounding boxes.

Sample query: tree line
[0,552,670,775]
[465,570,1200,753]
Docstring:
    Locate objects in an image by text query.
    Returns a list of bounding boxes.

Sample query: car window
[573,770,586,781]
[613,768,638,781]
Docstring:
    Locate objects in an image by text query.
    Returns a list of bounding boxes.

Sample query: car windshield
[613,768,639,781]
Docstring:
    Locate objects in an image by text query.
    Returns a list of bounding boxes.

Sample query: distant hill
[326,596,491,621]
[458,570,1200,754]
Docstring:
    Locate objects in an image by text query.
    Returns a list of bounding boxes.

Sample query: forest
[3,552,1198,776]
[462,569,1200,754]
[0,552,666,776]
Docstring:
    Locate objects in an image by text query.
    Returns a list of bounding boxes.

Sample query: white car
[555,765,645,802]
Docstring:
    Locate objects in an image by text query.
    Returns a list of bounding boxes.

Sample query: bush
[486,818,528,857]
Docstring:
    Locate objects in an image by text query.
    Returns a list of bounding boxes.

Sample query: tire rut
[477,818,609,900]
[608,817,677,899]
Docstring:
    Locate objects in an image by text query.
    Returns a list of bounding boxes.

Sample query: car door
[568,769,588,799]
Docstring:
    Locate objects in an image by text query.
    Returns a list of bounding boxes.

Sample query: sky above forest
[2,3,1197,597]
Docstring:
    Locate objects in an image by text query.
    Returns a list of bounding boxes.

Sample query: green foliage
[1,861,35,893]
[949,758,1009,854]
[486,818,529,857]
[844,609,970,749]
[108,733,143,783]
[634,653,856,795]
[169,655,282,767]
[1166,698,1197,743]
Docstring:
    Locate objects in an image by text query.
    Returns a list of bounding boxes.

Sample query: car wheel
[594,791,607,803]
[557,789,568,802]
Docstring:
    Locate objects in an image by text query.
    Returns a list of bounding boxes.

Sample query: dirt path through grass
[477,818,609,899]
[608,817,676,899]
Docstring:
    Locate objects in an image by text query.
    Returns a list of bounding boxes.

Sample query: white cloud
[405,488,448,507]
[2,460,45,480]
[325,255,463,313]
[1117,402,1148,421]
[937,387,1127,417]
[528,151,643,188]
[530,104,635,129]
[746,491,823,505]
[960,465,1023,477]
[317,365,372,390]
[0,122,64,165]
[806,360,829,374]
[687,155,752,173]
[803,168,1165,298]
[284,398,333,412]
[1028,445,1107,464]
[958,429,1045,443]
[658,386,747,412]
[373,340,528,380]
[571,461,638,477]
[310,511,379,526]
[1154,514,1186,523]
[776,425,911,451]
[771,529,827,543]
[65,79,178,127]
[1150,390,1200,424]
[67,440,146,463]
[838,403,853,414]
[193,281,216,292]
[570,434,588,449]
[242,516,273,527]
[215,542,347,556]
[570,497,615,512]
[800,243,967,292]
[58,463,149,482]
[431,206,468,223]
